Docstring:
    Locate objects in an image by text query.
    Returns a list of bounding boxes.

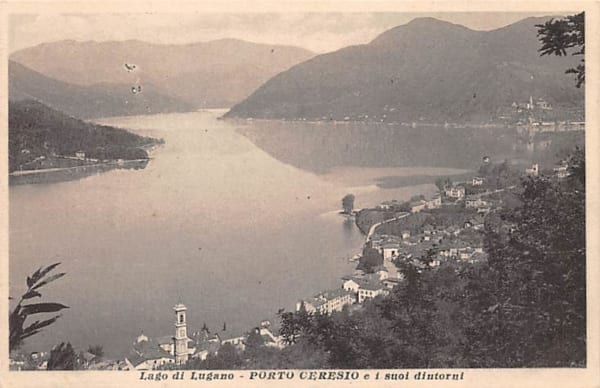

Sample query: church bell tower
[173,303,189,364]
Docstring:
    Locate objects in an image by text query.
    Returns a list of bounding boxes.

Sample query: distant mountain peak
[226,16,583,124]
[370,16,476,47]
[10,39,314,111]
[405,16,473,29]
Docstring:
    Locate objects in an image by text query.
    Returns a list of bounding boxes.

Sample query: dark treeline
[9,99,159,172]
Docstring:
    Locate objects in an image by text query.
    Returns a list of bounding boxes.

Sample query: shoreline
[8,158,151,177]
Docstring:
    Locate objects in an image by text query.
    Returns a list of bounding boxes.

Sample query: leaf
[22,315,62,336]
[28,267,43,286]
[21,302,69,315]
[36,263,61,282]
[32,272,66,291]
[27,263,61,289]
[19,330,41,340]
[22,290,42,299]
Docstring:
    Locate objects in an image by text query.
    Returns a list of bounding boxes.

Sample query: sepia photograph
[1,2,598,386]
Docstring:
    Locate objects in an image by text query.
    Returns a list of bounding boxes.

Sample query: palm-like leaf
[21,303,69,315]
[9,262,67,352]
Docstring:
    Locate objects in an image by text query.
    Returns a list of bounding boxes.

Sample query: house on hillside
[342,277,361,294]
[536,98,553,110]
[358,280,389,303]
[472,177,485,186]
[297,288,355,315]
[525,164,539,177]
[381,238,401,260]
[377,200,403,210]
[554,162,569,179]
[465,196,488,209]
[445,185,466,199]
[425,195,442,209]
[125,336,175,370]
[410,200,427,213]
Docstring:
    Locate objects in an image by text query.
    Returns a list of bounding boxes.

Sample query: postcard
[1,1,598,387]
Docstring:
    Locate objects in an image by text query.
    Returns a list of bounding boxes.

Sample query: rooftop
[359,280,386,291]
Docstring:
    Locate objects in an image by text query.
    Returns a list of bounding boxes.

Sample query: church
[124,303,205,370]
[123,303,282,370]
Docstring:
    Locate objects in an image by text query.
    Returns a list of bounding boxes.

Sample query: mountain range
[10,39,314,114]
[9,60,194,119]
[225,17,584,123]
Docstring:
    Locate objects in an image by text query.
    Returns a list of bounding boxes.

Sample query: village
[293,153,573,318]
[9,154,574,372]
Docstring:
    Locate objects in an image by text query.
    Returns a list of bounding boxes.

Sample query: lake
[9,110,525,358]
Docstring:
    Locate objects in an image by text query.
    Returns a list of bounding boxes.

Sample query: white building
[445,186,466,199]
[465,196,488,209]
[525,164,539,177]
[554,163,569,179]
[297,288,355,315]
[472,177,485,186]
[381,241,400,260]
[425,195,442,209]
[357,280,389,304]
[342,278,361,293]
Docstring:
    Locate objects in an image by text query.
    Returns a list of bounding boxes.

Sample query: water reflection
[235,119,583,174]
[9,159,149,185]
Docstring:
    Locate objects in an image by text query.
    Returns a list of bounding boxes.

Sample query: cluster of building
[511,96,553,112]
[370,215,487,267]
[408,194,442,213]
[496,94,584,130]
[296,268,404,315]
[525,160,571,179]
[295,175,498,317]
[122,304,284,370]
[377,194,442,214]
[517,120,585,134]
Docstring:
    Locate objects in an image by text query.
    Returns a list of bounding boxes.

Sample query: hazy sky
[9,12,555,54]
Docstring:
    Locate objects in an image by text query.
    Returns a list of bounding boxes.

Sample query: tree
[357,247,384,273]
[9,263,68,352]
[476,148,585,366]
[47,342,77,370]
[341,193,355,214]
[202,343,242,369]
[435,177,452,192]
[243,328,264,360]
[278,304,312,345]
[537,13,585,87]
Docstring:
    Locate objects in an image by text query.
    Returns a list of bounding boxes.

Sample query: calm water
[10,110,473,358]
